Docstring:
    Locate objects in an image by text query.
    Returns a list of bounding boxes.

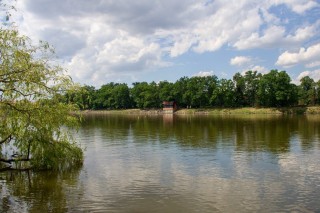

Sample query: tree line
[62,70,320,110]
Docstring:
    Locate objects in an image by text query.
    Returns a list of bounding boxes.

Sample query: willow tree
[0,28,83,170]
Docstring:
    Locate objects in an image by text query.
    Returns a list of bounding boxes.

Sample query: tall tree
[0,28,83,170]
[316,80,320,105]
[257,70,296,107]
[173,77,189,108]
[158,81,174,102]
[112,83,131,109]
[244,70,261,107]
[211,79,235,107]
[131,82,160,108]
[299,76,316,105]
[233,72,246,106]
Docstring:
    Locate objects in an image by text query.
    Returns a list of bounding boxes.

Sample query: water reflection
[81,114,320,153]
[1,114,320,212]
[74,114,320,212]
[0,167,83,213]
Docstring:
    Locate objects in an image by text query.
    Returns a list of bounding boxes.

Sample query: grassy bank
[176,107,320,115]
[80,109,162,115]
[80,106,320,115]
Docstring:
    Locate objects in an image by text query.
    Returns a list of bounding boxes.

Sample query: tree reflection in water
[1,114,320,212]
[81,114,320,153]
[0,166,83,213]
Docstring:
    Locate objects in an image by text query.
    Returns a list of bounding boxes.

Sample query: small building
[162,101,177,114]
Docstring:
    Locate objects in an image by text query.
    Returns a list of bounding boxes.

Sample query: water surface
[1,114,320,212]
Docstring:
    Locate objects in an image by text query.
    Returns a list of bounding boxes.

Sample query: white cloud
[234,23,317,50]
[230,56,269,75]
[250,65,269,74]
[306,61,320,68]
[271,0,319,14]
[66,35,165,86]
[230,56,252,66]
[193,71,215,77]
[12,0,320,86]
[192,1,263,53]
[241,65,269,75]
[170,33,196,57]
[276,43,320,67]
[259,8,280,24]
[296,69,320,82]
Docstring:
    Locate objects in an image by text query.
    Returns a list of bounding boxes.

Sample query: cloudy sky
[12,0,320,87]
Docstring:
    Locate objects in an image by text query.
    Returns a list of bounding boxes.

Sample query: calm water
[1,114,320,212]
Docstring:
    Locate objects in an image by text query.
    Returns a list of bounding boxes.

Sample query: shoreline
[79,106,320,115]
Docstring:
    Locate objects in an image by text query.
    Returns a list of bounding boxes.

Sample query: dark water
[1,114,320,212]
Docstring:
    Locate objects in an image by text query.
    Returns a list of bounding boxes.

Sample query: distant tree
[299,76,316,105]
[316,80,320,105]
[63,85,96,110]
[203,75,219,107]
[233,72,246,106]
[257,70,296,107]
[188,76,218,108]
[92,83,132,109]
[211,79,235,107]
[131,82,160,108]
[243,70,261,107]
[82,85,96,109]
[131,82,145,108]
[173,77,189,108]
[57,70,315,110]
[233,71,262,107]
[93,83,113,109]
[187,77,207,108]
[112,83,131,109]
[158,81,174,102]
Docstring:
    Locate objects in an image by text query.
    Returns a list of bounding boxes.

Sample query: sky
[9,0,320,87]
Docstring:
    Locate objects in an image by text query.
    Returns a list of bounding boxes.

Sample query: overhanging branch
[0,134,12,144]
[0,158,30,163]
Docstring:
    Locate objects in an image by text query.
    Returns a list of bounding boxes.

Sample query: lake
[1,114,320,212]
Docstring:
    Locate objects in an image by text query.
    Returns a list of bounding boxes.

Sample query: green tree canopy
[257,70,296,107]
[0,28,83,170]
[299,76,316,105]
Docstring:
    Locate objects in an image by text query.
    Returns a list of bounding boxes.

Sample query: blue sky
[11,0,320,87]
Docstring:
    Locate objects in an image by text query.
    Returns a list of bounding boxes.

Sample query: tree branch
[0,134,11,145]
[0,166,32,172]
[0,158,30,163]
[1,101,40,113]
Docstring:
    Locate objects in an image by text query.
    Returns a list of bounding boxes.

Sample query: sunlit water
[1,114,320,212]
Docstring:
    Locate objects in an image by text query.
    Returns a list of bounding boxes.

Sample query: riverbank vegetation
[79,106,320,115]
[0,6,83,171]
[63,70,320,111]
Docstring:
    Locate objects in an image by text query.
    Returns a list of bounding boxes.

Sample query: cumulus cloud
[192,1,263,53]
[234,24,317,50]
[270,0,319,14]
[296,69,320,82]
[19,0,201,34]
[66,34,165,85]
[241,65,269,75]
[276,43,320,67]
[12,0,320,85]
[193,71,215,77]
[306,61,320,68]
[230,56,269,75]
[230,56,252,66]
[250,65,269,74]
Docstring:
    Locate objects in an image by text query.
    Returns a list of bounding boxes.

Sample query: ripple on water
[3,115,320,212]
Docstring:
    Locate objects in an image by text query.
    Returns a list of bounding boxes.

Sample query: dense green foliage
[0,28,83,170]
[64,70,320,110]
